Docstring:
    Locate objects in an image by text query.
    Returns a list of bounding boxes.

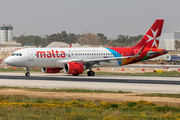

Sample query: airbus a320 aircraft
[5,19,167,77]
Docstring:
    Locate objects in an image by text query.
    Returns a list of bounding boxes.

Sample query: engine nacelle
[41,67,62,73]
[64,62,86,74]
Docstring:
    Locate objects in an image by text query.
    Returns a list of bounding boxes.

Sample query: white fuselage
[5,47,121,68]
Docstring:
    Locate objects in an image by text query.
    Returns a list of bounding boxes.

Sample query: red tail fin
[133,19,164,49]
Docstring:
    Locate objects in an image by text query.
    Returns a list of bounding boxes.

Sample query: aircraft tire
[87,71,95,76]
[25,72,30,77]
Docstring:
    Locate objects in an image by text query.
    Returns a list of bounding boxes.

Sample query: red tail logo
[133,19,164,49]
[146,29,160,48]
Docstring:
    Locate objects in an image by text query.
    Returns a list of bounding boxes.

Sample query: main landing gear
[25,68,30,77]
[87,71,95,76]
[87,67,95,76]
[85,64,95,76]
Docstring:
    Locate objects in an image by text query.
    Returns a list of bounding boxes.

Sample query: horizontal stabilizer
[147,50,167,56]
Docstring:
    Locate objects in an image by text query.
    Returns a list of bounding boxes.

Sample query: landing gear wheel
[25,72,30,77]
[73,74,79,76]
[87,71,95,76]
[25,68,30,77]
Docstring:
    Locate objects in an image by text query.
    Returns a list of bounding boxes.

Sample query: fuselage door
[28,50,34,61]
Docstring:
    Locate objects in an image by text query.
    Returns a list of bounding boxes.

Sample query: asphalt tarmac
[0,74,180,85]
[0,73,180,93]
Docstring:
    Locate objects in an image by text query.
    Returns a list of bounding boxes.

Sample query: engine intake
[64,62,85,74]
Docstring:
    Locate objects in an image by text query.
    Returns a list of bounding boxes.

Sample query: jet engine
[64,62,86,75]
[41,67,62,73]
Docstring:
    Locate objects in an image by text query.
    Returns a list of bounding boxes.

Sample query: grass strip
[87,71,180,77]
[0,86,131,93]
[1,86,180,99]
[0,67,42,72]
[136,93,180,98]
[1,67,180,76]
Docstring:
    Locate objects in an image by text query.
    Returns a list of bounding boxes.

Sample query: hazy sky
[0,0,179,38]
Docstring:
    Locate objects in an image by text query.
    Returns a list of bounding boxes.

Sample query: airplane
[5,19,168,77]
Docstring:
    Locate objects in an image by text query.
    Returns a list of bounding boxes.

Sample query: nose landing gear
[25,68,30,77]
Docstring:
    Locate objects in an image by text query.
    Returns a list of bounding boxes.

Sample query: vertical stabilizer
[133,19,164,49]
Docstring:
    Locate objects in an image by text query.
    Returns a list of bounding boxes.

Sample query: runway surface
[0,72,180,94]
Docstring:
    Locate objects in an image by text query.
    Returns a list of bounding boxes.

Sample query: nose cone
[4,57,13,66]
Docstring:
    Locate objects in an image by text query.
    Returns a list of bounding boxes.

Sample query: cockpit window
[11,53,15,56]
[11,53,22,56]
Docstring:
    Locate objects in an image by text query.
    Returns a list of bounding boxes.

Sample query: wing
[83,55,136,63]
[65,45,144,63]
[56,45,144,67]
[83,45,145,63]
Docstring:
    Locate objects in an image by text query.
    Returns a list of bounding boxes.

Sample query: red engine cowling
[41,67,62,73]
[64,62,85,74]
